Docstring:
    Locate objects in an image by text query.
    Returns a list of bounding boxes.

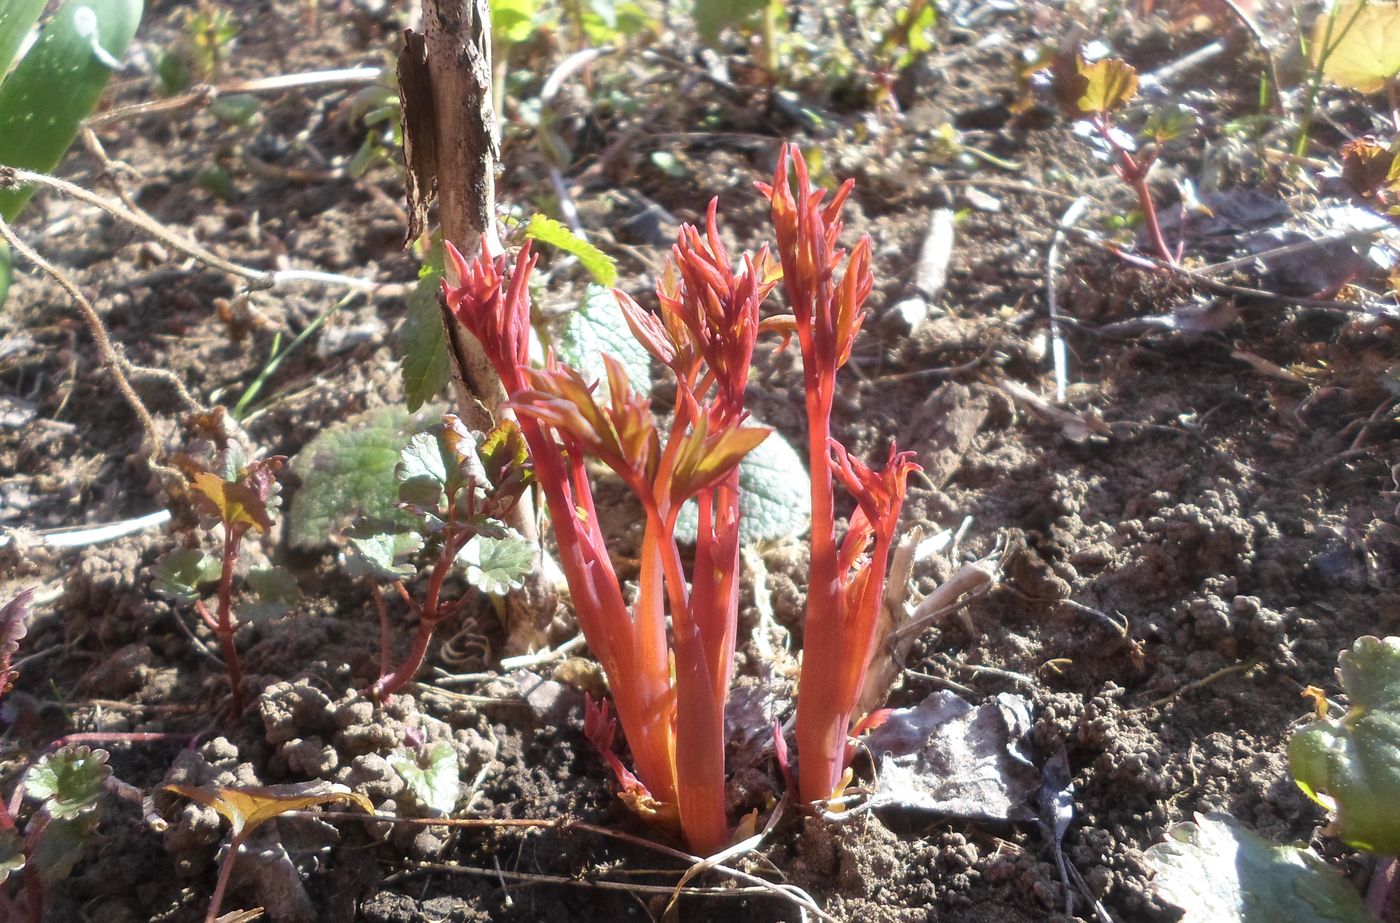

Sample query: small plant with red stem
[152,452,290,716]
[441,144,915,853]
[347,414,536,701]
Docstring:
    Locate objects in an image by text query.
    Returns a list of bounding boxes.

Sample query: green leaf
[0,826,23,886]
[397,430,450,510]
[492,0,540,45]
[0,0,144,221]
[27,813,97,888]
[1144,813,1373,923]
[150,548,221,603]
[524,214,617,286]
[674,426,810,545]
[1075,57,1138,117]
[243,567,301,621]
[0,0,46,83]
[388,742,460,817]
[693,0,771,45]
[343,526,422,581]
[1289,635,1400,854]
[286,404,441,550]
[400,263,452,413]
[26,746,110,820]
[1313,1,1400,94]
[556,284,653,398]
[458,529,534,595]
[1142,103,1196,144]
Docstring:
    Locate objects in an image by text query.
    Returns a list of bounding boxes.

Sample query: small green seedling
[346,415,535,700]
[0,0,144,308]
[155,1,238,95]
[153,448,292,716]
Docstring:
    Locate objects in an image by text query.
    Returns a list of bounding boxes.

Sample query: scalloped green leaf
[556,284,652,398]
[26,746,110,820]
[524,214,617,286]
[1289,635,1400,854]
[28,814,97,888]
[343,526,422,581]
[388,742,460,817]
[286,404,441,550]
[1145,813,1372,923]
[674,425,809,545]
[0,826,24,886]
[1313,1,1400,94]
[150,548,221,603]
[458,529,534,596]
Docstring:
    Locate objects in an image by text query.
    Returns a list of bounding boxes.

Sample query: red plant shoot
[760,144,918,804]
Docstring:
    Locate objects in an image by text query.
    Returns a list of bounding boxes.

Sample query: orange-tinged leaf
[1075,57,1138,116]
[191,472,273,532]
[164,783,374,837]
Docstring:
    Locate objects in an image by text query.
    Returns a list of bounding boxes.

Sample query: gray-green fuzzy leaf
[243,567,301,621]
[343,528,422,581]
[286,404,441,550]
[1144,813,1373,923]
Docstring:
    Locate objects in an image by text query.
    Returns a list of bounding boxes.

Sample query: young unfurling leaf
[25,746,110,820]
[150,549,221,604]
[388,741,460,817]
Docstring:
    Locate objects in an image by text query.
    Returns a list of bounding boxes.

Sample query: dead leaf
[163,783,374,837]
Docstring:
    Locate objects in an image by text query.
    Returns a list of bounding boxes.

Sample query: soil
[2,1,1399,922]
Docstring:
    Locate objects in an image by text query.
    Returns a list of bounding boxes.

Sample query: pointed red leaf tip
[509,354,660,483]
[583,693,648,796]
[441,241,539,393]
[829,440,918,532]
[756,144,870,373]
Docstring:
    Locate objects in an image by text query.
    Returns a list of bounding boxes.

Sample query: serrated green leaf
[674,426,809,545]
[524,214,617,286]
[243,567,301,621]
[150,548,221,604]
[1143,103,1196,144]
[0,0,144,221]
[0,826,23,886]
[1144,813,1373,923]
[693,0,771,45]
[401,263,452,412]
[557,284,653,398]
[343,528,422,581]
[286,404,441,550]
[1313,1,1400,94]
[388,742,460,817]
[397,430,450,510]
[1289,635,1400,854]
[458,529,534,595]
[26,746,109,820]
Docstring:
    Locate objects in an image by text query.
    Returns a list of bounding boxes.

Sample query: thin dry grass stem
[0,168,405,297]
[1136,660,1262,712]
[87,67,383,127]
[299,810,831,920]
[1047,197,1091,404]
[0,216,162,454]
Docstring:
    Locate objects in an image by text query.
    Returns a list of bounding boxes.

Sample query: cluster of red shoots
[443,145,917,856]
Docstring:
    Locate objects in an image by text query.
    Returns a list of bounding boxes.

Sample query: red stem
[1099,118,1176,265]
[204,831,245,923]
[215,525,246,715]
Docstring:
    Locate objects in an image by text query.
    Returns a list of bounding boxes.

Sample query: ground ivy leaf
[524,214,617,286]
[674,426,810,545]
[286,404,440,550]
[26,746,110,820]
[1144,813,1373,923]
[163,782,374,838]
[28,813,98,889]
[388,742,460,817]
[401,263,452,413]
[243,567,301,621]
[150,548,221,603]
[458,529,534,596]
[1289,635,1400,854]
[556,284,653,399]
[1313,0,1400,95]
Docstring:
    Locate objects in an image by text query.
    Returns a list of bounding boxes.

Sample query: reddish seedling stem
[1097,117,1177,266]
[203,523,248,716]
